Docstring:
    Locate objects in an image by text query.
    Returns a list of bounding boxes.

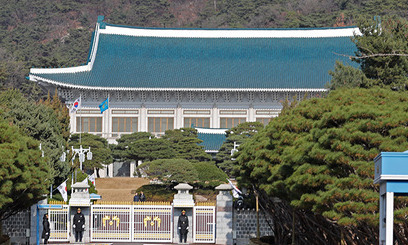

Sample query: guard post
[374,151,408,245]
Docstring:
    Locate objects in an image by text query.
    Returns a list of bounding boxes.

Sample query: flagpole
[107,95,110,140]
[79,94,82,144]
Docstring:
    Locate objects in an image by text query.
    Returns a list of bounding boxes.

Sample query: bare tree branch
[334,52,408,59]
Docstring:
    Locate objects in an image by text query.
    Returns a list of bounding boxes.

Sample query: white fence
[91,205,132,242]
[133,205,173,242]
[193,206,216,243]
[90,203,173,243]
[47,203,216,243]
[48,205,69,242]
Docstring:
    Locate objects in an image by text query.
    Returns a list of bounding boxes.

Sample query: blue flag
[99,98,109,113]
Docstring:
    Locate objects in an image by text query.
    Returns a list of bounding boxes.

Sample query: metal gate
[48,205,69,242]
[193,205,216,243]
[133,204,173,242]
[91,204,132,242]
[90,202,173,243]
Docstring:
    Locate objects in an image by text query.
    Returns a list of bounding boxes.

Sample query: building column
[98,165,108,178]
[248,107,255,122]
[130,161,136,178]
[212,107,219,128]
[108,163,114,177]
[176,106,183,129]
[140,106,147,132]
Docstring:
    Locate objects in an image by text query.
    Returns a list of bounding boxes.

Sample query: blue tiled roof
[197,132,226,152]
[31,26,358,89]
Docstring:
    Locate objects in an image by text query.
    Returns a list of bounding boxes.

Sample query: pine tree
[353,16,408,90]
[236,88,408,244]
[0,119,49,221]
[39,89,70,141]
[0,90,69,184]
[127,138,176,164]
[139,159,199,184]
[215,122,264,176]
[112,132,154,161]
[163,128,211,162]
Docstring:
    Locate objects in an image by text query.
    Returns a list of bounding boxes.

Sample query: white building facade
[29,16,359,145]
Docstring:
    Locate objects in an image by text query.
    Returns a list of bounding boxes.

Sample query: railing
[48,200,67,205]
[193,206,216,243]
[195,202,216,206]
[91,204,132,242]
[133,204,173,242]
[94,201,171,205]
[47,201,216,243]
[48,205,69,242]
[90,203,173,243]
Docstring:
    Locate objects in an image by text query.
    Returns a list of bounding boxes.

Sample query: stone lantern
[69,182,91,207]
[173,183,194,208]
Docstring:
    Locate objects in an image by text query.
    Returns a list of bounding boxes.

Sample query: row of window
[76,117,273,134]
[78,109,280,115]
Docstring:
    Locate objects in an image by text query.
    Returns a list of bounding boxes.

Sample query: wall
[1,210,30,245]
[234,208,273,245]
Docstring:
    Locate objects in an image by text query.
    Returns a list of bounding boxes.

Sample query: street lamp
[72,145,92,170]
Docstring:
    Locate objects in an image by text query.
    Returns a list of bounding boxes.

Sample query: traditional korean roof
[29,16,360,91]
[196,128,227,152]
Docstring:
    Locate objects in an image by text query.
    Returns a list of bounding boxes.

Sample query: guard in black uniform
[42,214,50,244]
[177,210,189,243]
[73,208,85,242]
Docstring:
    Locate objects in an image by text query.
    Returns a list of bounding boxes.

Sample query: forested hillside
[1,0,408,97]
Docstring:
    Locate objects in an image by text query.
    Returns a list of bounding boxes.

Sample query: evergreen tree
[127,138,176,164]
[39,89,70,141]
[163,128,211,162]
[0,119,49,221]
[138,159,199,184]
[138,158,227,187]
[353,16,408,90]
[0,90,68,184]
[236,88,408,244]
[112,132,153,161]
[328,61,373,90]
[215,122,264,176]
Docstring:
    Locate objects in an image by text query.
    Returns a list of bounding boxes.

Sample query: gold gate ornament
[143,216,161,228]
[102,215,120,227]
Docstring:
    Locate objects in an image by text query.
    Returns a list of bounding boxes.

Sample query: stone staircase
[95,177,150,202]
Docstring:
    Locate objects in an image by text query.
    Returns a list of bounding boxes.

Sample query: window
[77,109,100,114]
[183,110,211,115]
[147,110,174,114]
[219,110,247,115]
[256,118,272,125]
[256,110,280,116]
[112,110,139,114]
[112,117,138,133]
[184,118,210,128]
[148,117,174,133]
[76,117,102,132]
[220,118,246,128]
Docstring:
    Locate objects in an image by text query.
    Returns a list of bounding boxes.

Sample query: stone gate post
[215,184,233,245]
[173,183,194,244]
